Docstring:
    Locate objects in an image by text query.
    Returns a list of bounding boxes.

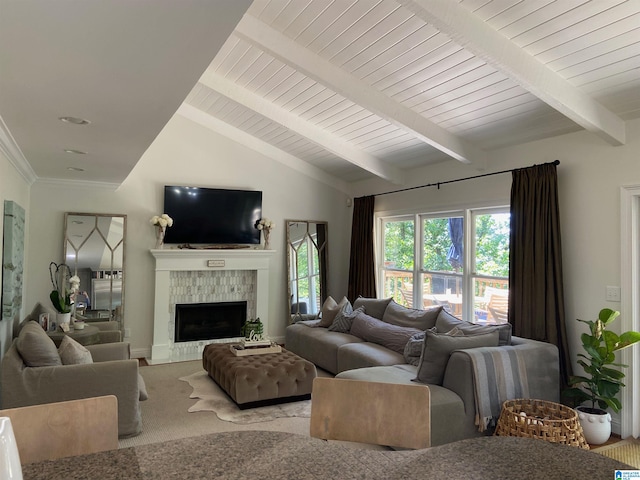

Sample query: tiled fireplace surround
[150,249,274,363]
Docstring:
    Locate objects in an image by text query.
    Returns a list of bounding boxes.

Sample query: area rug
[179,371,311,424]
[592,438,640,468]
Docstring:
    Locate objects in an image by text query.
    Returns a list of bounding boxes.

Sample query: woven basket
[494,399,589,449]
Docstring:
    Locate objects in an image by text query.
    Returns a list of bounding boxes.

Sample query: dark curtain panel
[316,223,328,306]
[348,196,376,302]
[509,162,572,389]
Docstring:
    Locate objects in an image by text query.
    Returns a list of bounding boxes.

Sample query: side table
[47,325,101,347]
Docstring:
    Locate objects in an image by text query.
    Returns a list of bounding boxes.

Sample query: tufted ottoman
[202,343,317,408]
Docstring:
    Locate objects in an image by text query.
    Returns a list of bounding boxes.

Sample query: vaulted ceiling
[2,0,639,187]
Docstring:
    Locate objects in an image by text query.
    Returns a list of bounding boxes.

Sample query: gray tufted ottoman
[202,343,317,408]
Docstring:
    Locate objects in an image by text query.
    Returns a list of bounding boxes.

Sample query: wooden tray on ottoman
[203,343,316,408]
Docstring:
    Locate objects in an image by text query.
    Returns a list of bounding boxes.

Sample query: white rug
[179,371,312,424]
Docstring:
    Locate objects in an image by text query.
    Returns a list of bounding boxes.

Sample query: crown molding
[0,114,37,185]
[35,177,120,191]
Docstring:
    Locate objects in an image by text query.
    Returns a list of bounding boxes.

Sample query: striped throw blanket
[460,347,530,432]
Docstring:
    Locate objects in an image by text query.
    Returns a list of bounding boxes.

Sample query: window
[377,207,510,324]
[289,232,321,315]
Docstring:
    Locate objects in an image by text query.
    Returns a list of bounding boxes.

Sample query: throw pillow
[58,335,93,365]
[353,297,393,320]
[435,309,512,346]
[350,311,423,354]
[328,303,361,333]
[15,321,62,367]
[415,329,500,385]
[403,331,427,366]
[317,296,348,328]
[382,300,441,330]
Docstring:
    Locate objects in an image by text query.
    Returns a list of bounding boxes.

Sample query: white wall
[0,150,31,356]
[353,117,640,392]
[25,114,352,355]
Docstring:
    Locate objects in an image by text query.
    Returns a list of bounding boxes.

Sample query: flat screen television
[163,186,262,245]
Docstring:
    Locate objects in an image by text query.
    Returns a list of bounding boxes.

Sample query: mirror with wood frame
[286,220,328,323]
[63,213,126,331]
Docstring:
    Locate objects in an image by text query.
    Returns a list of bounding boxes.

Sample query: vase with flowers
[256,218,275,250]
[49,262,74,326]
[151,213,173,249]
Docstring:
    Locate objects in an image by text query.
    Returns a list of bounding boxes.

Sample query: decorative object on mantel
[49,262,73,326]
[256,218,275,250]
[150,214,173,249]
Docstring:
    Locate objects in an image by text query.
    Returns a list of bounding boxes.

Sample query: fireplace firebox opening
[175,301,246,343]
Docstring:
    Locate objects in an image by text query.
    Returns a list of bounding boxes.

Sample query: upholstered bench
[202,343,317,408]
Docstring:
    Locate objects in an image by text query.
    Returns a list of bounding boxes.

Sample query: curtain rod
[365,159,560,198]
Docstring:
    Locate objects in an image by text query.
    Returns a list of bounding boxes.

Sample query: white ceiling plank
[399,0,627,146]
[235,14,487,165]
[199,72,405,184]
[177,103,350,195]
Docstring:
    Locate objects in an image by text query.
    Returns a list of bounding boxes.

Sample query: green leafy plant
[241,318,263,339]
[49,262,72,314]
[564,308,640,413]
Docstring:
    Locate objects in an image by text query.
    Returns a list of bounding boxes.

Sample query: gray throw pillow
[353,297,393,320]
[350,311,423,354]
[317,296,349,328]
[328,303,361,333]
[382,300,441,330]
[15,321,62,367]
[403,331,426,366]
[58,335,93,365]
[435,309,512,346]
[414,329,500,385]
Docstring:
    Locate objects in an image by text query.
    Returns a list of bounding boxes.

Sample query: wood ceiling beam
[235,14,486,166]
[399,0,626,146]
[178,104,351,195]
[198,72,405,184]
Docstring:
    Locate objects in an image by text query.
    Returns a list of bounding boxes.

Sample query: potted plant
[564,308,640,444]
[49,262,73,325]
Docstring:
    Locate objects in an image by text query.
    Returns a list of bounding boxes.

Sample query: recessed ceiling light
[67,167,85,172]
[58,116,91,125]
[64,149,87,155]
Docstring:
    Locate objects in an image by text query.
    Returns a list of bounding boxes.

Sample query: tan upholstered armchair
[1,321,145,438]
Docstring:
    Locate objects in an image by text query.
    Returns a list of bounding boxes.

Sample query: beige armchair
[1,321,144,438]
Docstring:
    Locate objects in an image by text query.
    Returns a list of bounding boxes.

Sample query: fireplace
[150,249,274,363]
[175,301,246,342]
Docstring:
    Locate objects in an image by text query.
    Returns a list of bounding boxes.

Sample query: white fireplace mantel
[150,248,275,362]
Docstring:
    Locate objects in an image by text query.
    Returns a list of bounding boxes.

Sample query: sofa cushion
[435,309,512,346]
[58,335,93,365]
[317,296,348,328]
[382,300,441,330]
[328,304,364,333]
[350,311,422,354]
[415,329,500,385]
[15,321,62,367]
[353,297,392,320]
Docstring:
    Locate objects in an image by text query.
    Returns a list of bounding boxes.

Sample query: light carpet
[179,370,311,423]
[592,438,640,469]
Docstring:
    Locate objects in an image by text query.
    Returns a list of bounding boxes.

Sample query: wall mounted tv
[163,186,262,245]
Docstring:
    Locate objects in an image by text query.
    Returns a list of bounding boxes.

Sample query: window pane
[475,213,510,277]
[423,217,463,274]
[383,219,415,270]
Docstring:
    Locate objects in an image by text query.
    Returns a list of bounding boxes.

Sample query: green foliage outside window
[384,220,414,270]
[475,213,510,277]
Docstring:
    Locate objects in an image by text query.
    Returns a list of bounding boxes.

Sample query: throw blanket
[461,346,530,432]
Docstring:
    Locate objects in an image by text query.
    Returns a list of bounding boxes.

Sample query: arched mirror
[63,213,126,331]
[286,220,328,323]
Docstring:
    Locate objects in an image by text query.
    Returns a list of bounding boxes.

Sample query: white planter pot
[576,406,611,445]
[57,312,71,326]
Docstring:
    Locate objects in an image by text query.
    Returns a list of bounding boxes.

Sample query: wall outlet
[124,328,131,338]
[605,286,621,302]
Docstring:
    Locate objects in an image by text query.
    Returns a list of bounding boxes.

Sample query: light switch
[606,286,621,302]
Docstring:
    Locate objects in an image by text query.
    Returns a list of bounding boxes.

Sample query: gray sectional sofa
[285,297,560,446]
